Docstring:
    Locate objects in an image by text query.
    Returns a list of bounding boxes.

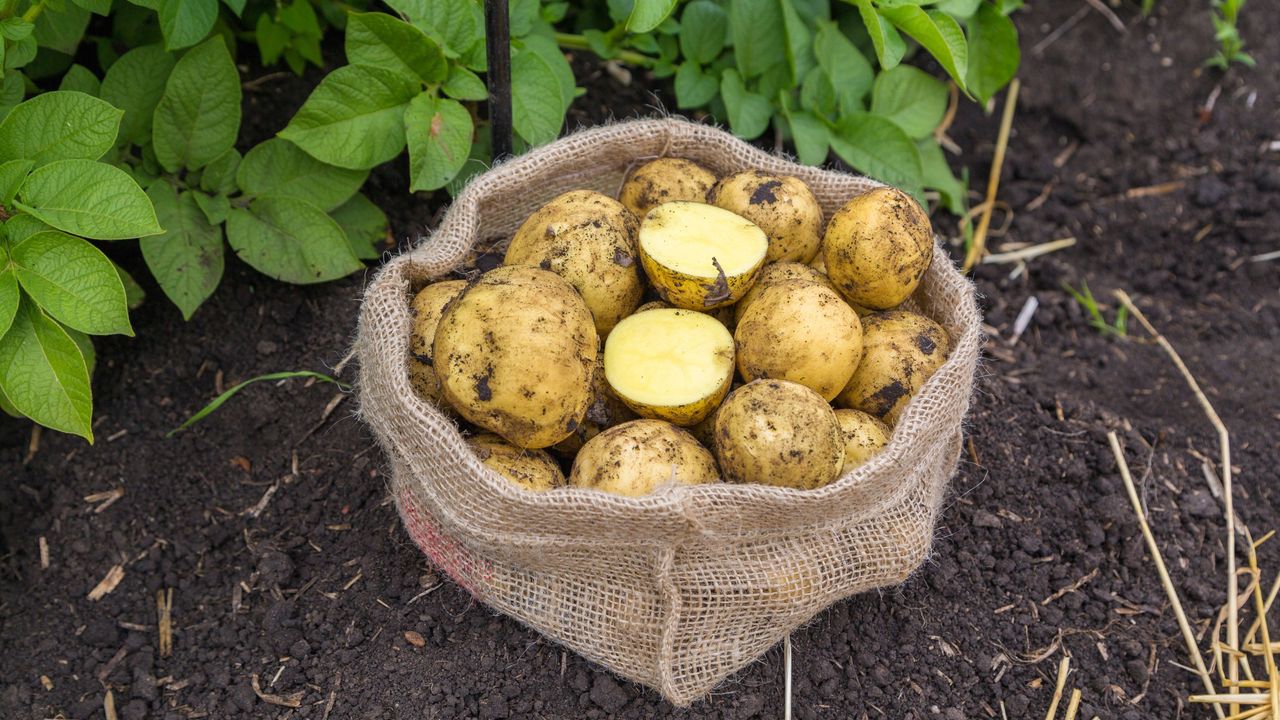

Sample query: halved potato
[618,157,718,219]
[469,433,566,491]
[408,280,467,407]
[604,308,734,426]
[569,419,720,496]
[638,201,768,310]
[709,170,823,263]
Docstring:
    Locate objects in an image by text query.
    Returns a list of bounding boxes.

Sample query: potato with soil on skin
[638,201,769,310]
[709,170,824,263]
[823,187,934,310]
[618,157,718,219]
[468,433,566,491]
[569,419,720,497]
[604,308,734,426]
[504,190,643,334]
[834,409,892,469]
[551,356,638,457]
[713,380,844,490]
[734,279,862,401]
[836,310,950,426]
[407,280,467,407]
[434,266,598,449]
[733,261,836,325]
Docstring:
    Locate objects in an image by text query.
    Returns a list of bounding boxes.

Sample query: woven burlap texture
[355,118,981,706]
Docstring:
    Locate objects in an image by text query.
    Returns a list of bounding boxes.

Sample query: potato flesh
[604,308,733,425]
[639,202,768,309]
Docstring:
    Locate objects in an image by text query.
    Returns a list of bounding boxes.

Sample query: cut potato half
[638,201,768,310]
[604,308,734,426]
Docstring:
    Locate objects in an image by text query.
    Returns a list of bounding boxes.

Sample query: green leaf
[780,0,814,85]
[4,214,50,244]
[100,44,176,146]
[0,159,33,204]
[0,71,23,121]
[446,124,490,197]
[237,138,367,211]
[345,12,447,85]
[226,196,362,284]
[799,65,835,117]
[918,137,965,215]
[405,94,472,192]
[153,37,242,172]
[964,2,1019,105]
[521,35,575,112]
[853,0,905,69]
[0,297,93,439]
[384,0,479,58]
[783,109,829,165]
[720,68,771,139]
[510,48,563,146]
[934,0,982,17]
[198,147,240,195]
[5,37,37,71]
[33,3,90,55]
[157,0,218,50]
[10,230,132,335]
[509,0,539,36]
[627,0,678,32]
[167,370,345,436]
[192,190,229,225]
[829,112,923,192]
[879,6,968,90]
[729,0,785,79]
[74,0,112,14]
[674,62,719,108]
[0,17,34,41]
[17,160,161,240]
[0,263,16,338]
[113,261,146,309]
[442,64,486,100]
[679,1,727,65]
[870,64,948,139]
[58,63,99,95]
[329,192,386,260]
[254,14,290,65]
[222,0,247,16]
[0,91,122,165]
[278,64,418,170]
[141,183,223,320]
[278,0,320,36]
[813,20,873,117]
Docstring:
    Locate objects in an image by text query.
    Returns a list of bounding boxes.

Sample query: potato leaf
[852,0,905,70]
[626,0,678,33]
[279,64,418,170]
[100,45,176,147]
[17,159,162,240]
[156,0,218,50]
[345,12,447,85]
[965,2,1019,105]
[878,6,969,91]
[226,196,362,284]
[153,37,241,172]
[870,65,949,139]
[729,0,786,79]
[406,94,473,192]
[720,68,772,140]
[829,113,923,194]
[237,138,367,211]
[329,193,387,261]
[142,183,224,320]
[0,297,93,441]
[679,1,727,66]
[10,230,133,335]
[0,91,122,165]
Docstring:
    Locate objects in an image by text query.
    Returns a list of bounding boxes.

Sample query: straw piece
[963,78,1020,272]
[1045,655,1070,720]
[1062,688,1082,720]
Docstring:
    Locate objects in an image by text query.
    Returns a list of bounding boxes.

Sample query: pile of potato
[408,158,951,497]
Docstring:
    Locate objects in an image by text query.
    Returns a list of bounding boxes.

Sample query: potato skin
[735,280,862,401]
[469,433,566,491]
[836,310,950,426]
[408,280,467,407]
[505,190,643,334]
[551,356,637,457]
[834,409,892,469]
[569,419,720,497]
[733,261,835,325]
[434,266,598,449]
[619,158,718,219]
[713,380,844,490]
[823,187,934,310]
[709,170,823,263]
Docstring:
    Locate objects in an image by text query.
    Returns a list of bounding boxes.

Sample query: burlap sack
[355,118,981,706]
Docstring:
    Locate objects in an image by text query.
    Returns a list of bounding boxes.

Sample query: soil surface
[3,1,1279,718]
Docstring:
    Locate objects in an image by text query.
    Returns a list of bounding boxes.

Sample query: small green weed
[1206,0,1255,69]
[168,371,348,436]
[1063,281,1128,337]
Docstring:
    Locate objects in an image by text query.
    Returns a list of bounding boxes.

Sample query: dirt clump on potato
[619,158,718,219]
[837,310,950,425]
[710,170,823,263]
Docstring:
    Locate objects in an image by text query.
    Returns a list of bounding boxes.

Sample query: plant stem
[554,32,658,67]
[21,0,44,22]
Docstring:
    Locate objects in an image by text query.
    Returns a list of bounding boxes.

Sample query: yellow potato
[434,266,597,448]
[468,433,566,491]
[735,280,862,401]
[713,380,844,489]
[836,310,950,426]
[634,300,672,313]
[505,190,643,334]
[823,187,933,310]
[604,308,734,426]
[733,261,835,325]
[569,419,720,496]
[638,201,768,310]
[834,409,892,469]
[709,170,823,263]
[407,280,467,407]
[551,356,637,456]
[618,157,717,219]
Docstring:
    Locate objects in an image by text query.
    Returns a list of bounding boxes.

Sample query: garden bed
[2,0,1278,718]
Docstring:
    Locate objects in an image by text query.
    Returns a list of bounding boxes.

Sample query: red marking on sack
[398,490,492,597]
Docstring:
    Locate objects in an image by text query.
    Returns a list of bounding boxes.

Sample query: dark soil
[4,1,1279,718]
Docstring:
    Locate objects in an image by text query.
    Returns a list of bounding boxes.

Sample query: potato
[735,280,862,401]
[469,433,566,491]
[823,187,933,310]
[551,356,637,456]
[836,310,950,426]
[713,380,844,490]
[569,419,719,497]
[618,158,717,219]
[504,190,643,334]
[834,409,892,469]
[604,308,734,426]
[733,261,835,325]
[634,300,672,313]
[638,201,769,310]
[709,170,824,263]
[434,266,598,448]
[407,280,467,406]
